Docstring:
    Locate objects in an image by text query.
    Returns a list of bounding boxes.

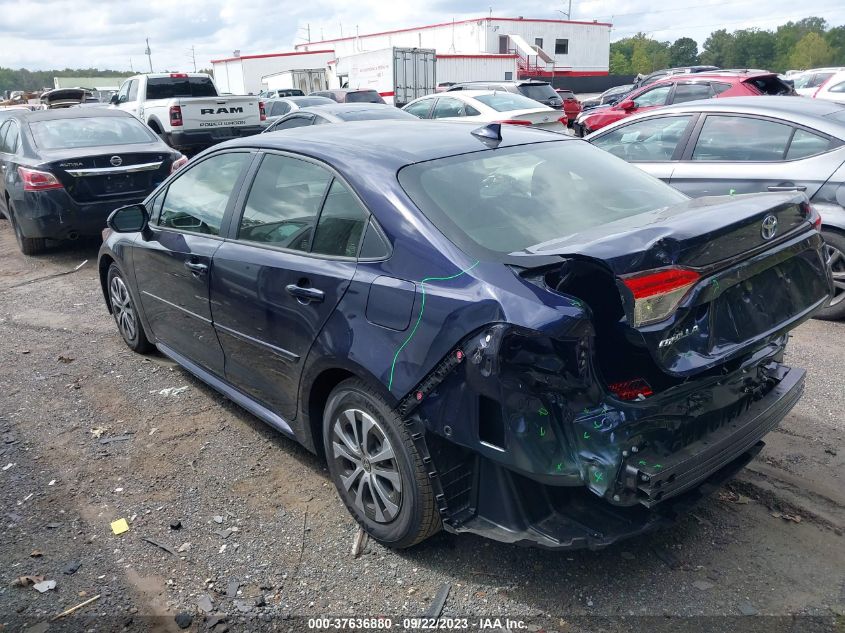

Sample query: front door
[210,152,368,419]
[132,151,253,375]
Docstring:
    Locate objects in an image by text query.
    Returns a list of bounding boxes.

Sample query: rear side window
[591,115,692,161]
[270,115,313,131]
[269,101,290,116]
[710,82,732,95]
[633,85,672,107]
[432,98,478,118]
[0,121,20,153]
[692,116,793,161]
[238,154,332,250]
[311,180,369,257]
[829,81,845,94]
[146,76,217,99]
[475,92,544,112]
[159,153,249,235]
[785,129,831,159]
[671,83,713,104]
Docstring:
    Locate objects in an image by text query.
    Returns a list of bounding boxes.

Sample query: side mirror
[619,99,636,111]
[109,94,119,105]
[107,203,149,233]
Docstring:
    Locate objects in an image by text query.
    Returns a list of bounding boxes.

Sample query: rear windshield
[744,76,792,95]
[291,97,335,107]
[345,90,384,103]
[30,116,157,149]
[335,108,416,121]
[146,76,218,99]
[517,83,558,101]
[557,90,576,99]
[475,92,546,112]
[398,141,687,256]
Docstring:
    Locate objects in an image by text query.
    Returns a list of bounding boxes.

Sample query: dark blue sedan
[98,120,832,549]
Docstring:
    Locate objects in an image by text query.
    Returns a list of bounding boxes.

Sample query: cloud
[0,0,842,71]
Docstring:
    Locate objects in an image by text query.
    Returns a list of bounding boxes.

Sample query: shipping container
[334,47,436,106]
[262,69,329,94]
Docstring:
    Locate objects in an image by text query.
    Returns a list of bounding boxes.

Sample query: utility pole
[130,58,134,73]
[144,37,153,73]
[189,45,197,72]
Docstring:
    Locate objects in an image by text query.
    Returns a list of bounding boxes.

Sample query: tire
[107,264,153,353]
[323,378,441,548]
[817,229,845,321]
[8,202,47,255]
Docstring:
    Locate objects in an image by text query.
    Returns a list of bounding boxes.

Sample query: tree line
[610,17,845,75]
[0,68,133,94]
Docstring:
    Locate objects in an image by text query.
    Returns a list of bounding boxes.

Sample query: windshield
[29,116,157,149]
[398,141,687,256]
[146,76,217,99]
[475,92,546,112]
[345,90,385,103]
[335,108,416,121]
[517,83,559,102]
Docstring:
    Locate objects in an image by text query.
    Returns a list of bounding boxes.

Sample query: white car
[793,67,845,97]
[402,90,568,133]
[812,70,845,104]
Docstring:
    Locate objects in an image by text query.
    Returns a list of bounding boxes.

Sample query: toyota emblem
[761,214,778,240]
[110,155,123,167]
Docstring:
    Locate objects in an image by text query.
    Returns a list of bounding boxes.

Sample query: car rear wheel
[8,202,47,256]
[323,378,441,548]
[817,230,845,320]
[107,264,153,353]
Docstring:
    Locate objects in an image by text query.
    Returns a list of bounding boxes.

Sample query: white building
[211,50,335,95]
[295,16,611,78]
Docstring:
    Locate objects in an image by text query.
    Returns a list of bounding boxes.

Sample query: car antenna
[471,122,502,146]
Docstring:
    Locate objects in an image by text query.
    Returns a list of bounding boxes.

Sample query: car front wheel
[323,378,441,548]
[817,230,845,321]
[107,264,153,353]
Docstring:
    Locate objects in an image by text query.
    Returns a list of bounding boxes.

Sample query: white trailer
[334,47,436,106]
[262,69,328,94]
[435,54,520,85]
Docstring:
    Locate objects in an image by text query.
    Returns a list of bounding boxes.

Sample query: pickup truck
[111,73,265,152]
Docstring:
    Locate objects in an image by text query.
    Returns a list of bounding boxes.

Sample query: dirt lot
[0,225,843,633]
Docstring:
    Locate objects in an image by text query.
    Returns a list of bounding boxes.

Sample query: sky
[1,0,844,71]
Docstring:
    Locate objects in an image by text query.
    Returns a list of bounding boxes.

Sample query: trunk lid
[43,147,173,202]
[520,192,831,376]
[506,108,567,130]
[178,96,261,132]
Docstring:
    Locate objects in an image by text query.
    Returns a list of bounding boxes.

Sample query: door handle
[767,184,807,192]
[184,261,208,275]
[285,283,325,303]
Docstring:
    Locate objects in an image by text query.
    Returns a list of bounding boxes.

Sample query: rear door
[589,114,697,183]
[0,120,20,212]
[132,150,253,375]
[670,113,845,197]
[210,152,368,419]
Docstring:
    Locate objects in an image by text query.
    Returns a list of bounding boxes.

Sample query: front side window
[432,98,472,118]
[398,141,687,256]
[237,154,332,250]
[671,83,713,104]
[116,81,131,103]
[692,115,793,161]
[591,115,692,162]
[29,116,157,150]
[632,85,672,108]
[555,39,569,55]
[405,99,434,118]
[158,152,249,235]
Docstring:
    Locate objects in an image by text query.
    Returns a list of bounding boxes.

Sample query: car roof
[220,119,573,168]
[298,103,395,114]
[20,107,135,121]
[596,96,845,138]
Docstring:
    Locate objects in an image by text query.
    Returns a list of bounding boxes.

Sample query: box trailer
[435,55,520,85]
[262,69,328,94]
[335,47,436,106]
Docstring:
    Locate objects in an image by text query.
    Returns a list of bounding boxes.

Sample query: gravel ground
[0,227,843,633]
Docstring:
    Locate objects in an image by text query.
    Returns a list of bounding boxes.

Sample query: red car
[573,71,794,136]
[555,88,582,125]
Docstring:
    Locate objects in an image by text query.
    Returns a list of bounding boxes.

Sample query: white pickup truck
[111,73,265,152]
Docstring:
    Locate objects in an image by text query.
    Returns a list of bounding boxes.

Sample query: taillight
[494,119,532,126]
[608,378,653,400]
[558,115,568,125]
[621,267,700,327]
[18,166,63,191]
[259,101,266,122]
[169,105,183,127]
[802,201,822,230]
[171,154,189,174]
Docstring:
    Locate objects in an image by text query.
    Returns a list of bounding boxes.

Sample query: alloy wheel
[826,243,845,307]
[330,408,402,523]
[109,275,137,341]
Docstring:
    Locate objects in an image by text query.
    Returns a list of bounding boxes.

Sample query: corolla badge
[761,214,778,240]
[110,155,123,167]
[658,324,700,349]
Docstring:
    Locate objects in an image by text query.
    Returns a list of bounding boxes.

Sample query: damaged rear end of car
[396,140,832,549]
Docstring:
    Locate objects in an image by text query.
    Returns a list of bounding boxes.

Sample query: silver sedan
[586,96,845,320]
